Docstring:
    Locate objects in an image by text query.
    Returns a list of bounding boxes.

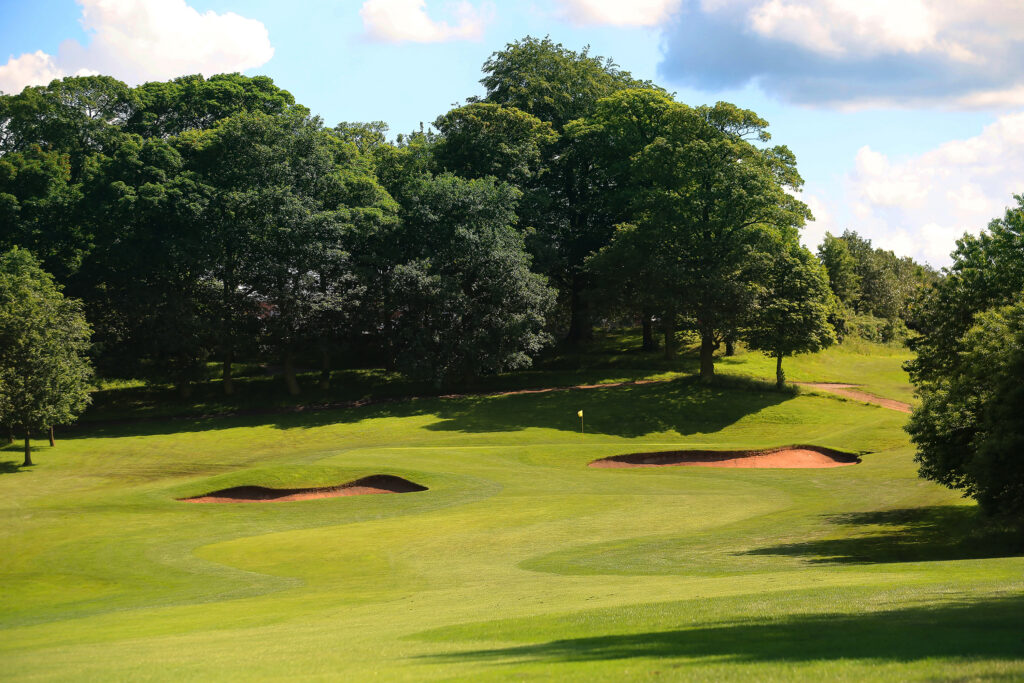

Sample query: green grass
[82,331,914,422]
[2,341,1020,680]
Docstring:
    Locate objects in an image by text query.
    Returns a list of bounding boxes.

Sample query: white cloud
[840,112,1024,265]
[705,0,1023,59]
[360,0,491,42]
[557,0,682,27]
[799,191,831,254]
[664,0,1024,108]
[0,0,273,94]
[746,0,940,57]
[0,51,64,94]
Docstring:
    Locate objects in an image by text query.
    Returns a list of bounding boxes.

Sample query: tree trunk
[48,426,55,447]
[222,348,234,396]
[177,381,193,399]
[222,273,235,396]
[319,346,331,391]
[776,354,785,389]
[725,339,736,357]
[23,432,32,467]
[283,351,301,396]
[641,313,658,351]
[565,273,593,347]
[699,333,716,383]
[663,312,677,360]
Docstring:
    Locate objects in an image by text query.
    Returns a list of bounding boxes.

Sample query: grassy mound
[180,475,428,503]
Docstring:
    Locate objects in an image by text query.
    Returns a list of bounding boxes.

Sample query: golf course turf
[180,474,428,503]
[2,341,1022,680]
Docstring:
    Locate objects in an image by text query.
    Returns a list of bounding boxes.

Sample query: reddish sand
[590,446,860,469]
[180,474,427,503]
[795,382,912,413]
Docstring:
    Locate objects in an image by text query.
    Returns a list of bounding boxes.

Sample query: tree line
[818,230,939,343]
[1,37,847,400]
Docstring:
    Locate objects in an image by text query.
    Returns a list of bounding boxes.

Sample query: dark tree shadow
[423,377,793,438]
[63,398,432,439]
[743,506,1024,564]
[424,596,1024,666]
[0,459,25,474]
[64,377,794,440]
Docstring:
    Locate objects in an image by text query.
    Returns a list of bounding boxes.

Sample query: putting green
[1,365,1022,680]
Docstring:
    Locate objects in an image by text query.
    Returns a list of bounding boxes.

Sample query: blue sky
[2,0,1023,266]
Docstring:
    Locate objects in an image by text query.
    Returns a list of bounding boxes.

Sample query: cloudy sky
[2,0,1023,266]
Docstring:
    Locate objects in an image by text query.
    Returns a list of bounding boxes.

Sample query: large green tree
[125,73,295,138]
[744,241,837,388]
[590,94,810,380]
[0,75,135,181]
[817,232,860,307]
[179,109,395,395]
[906,196,1024,517]
[246,119,395,395]
[907,297,1024,517]
[176,110,297,394]
[476,36,653,344]
[0,248,93,466]
[0,145,85,282]
[433,103,556,188]
[377,173,554,387]
[78,133,211,395]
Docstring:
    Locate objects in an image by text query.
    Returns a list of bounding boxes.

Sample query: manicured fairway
[2,356,1022,680]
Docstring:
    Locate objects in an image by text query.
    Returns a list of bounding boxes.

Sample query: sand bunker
[180,475,427,503]
[589,446,859,469]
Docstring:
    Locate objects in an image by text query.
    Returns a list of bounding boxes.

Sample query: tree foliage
[744,242,836,387]
[816,230,938,342]
[433,103,556,187]
[0,145,85,281]
[376,173,554,387]
[0,40,843,404]
[906,196,1024,517]
[477,36,654,344]
[586,92,811,379]
[0,248,93,466]
[817,232,860,307]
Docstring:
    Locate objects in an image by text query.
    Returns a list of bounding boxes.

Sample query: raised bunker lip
[179,474,428,503]
[589,445,860,469]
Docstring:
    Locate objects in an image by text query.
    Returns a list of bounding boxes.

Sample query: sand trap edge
[589,445,861,469]
[179,474,428,503]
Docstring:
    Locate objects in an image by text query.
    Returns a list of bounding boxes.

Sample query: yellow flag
[577,410,583,418]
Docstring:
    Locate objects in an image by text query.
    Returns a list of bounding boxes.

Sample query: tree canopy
[0,247,93,466]
[906,196,1024,517]
[585,92,814,380]
[0,38,864,412]
[744,241,837,388]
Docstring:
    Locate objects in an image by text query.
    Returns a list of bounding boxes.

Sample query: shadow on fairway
[65,377,794,440]
[424,595,1024,666]
[423,377,793,438]
[0,459,25,474]
[743,506,1024,564]
[65,399,432,440]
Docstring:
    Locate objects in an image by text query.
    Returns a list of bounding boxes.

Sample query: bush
[845,313,910,345]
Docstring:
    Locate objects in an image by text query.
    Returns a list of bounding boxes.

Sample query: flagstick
[580,416,584,434]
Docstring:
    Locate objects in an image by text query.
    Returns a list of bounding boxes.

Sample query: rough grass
[1,339,1020,680]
